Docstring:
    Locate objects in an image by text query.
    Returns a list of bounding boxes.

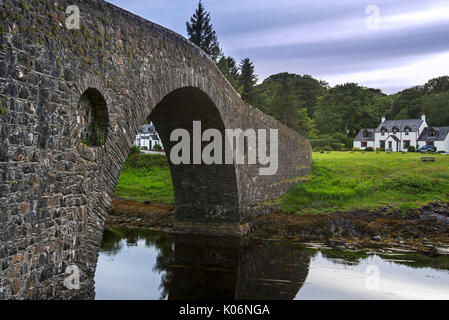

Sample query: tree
[186,1,221,62]
[239,58,258,104]
[217,56,240,90]
[313,83,383,136]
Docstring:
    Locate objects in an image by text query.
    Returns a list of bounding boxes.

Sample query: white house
[417,126,449,152]
[133,122,163,150]
[354,114,449,152]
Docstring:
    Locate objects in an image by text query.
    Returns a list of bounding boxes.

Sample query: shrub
[124,153,168,169]
[331,142,345,151]
[407,145,416,152]
[128,145,140,157]
[365,147,374,152]
[352,147,360,152]
[309,138,338,149]
[153,144,162,151]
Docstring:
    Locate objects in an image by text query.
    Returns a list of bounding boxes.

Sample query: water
[94,227,449,300]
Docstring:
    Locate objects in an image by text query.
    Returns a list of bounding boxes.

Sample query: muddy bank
[106,199,449,253]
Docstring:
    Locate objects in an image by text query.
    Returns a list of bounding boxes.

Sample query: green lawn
[281,151,449,214]
[113,151,449,214]
[113,153,175,204]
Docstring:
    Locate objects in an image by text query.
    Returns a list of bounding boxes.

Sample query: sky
[106,0,449,94]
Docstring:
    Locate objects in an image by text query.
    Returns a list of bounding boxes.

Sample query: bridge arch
[149,86,240,223]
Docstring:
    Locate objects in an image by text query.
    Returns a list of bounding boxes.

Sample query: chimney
[421,113,426,121]
[381,115,386,122]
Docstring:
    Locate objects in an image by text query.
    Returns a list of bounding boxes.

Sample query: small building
[353,128,375,149]
[354,114,449,152]
[133,122,163,150]
[418,127,449,152]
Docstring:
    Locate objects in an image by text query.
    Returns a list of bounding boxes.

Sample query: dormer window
[363,130,370,138]
[429,128,437,137]
[404,126,411,135]
[392,126,399,134]
[381,127,387,136]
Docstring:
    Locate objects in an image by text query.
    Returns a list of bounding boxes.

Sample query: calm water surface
[94,227,449,300]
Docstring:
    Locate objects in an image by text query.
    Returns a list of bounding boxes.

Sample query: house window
[405,127,410,135]
[381,128,386,136]
[361,142,367,147]
[392,127,399,134]
[427,141,434,146]
[429,129,437,137]
[380,140,385,148]
[403,140,410,148]
[388,141,392,149]
[363,130,370,138]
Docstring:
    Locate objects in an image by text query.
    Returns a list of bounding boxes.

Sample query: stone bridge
[0,0,311,299]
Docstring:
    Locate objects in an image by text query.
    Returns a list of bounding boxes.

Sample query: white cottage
[417,127,449,151]
[133,122,163,150]
[354,114,449,152]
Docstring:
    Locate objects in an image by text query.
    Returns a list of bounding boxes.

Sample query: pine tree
[239,58,258,104]
[186,1,221,62]
[217,56,240,90]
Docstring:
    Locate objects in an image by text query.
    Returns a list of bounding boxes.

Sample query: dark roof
[354,128,375,141]
[387,135,400,142]
[376,119,423,133]
[150,134,159,140]
[418,127,449,141]
[140,123,157,134]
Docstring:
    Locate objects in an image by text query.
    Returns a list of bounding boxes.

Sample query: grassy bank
[113,153,174,203]
[113,151,449,214]
[282,151,449,214]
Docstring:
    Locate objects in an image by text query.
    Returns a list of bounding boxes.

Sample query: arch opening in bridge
[78,88,109,147]
[134,86,240,224]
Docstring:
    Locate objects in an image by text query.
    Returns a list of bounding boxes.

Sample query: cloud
[106,0,449,93]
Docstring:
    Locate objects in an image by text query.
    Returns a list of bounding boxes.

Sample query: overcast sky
[107,0,449,94]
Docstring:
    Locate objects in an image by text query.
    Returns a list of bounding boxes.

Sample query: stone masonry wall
[0,0,311,299]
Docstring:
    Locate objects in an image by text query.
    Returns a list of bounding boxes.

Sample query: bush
[407,145,416,152]
[365,147,374,152]
[153,144,162,151]
[331,142,345,151]
[129,145,140,157]
[352,147,360,152]
[309,138,338,149]
[124,153,168,169]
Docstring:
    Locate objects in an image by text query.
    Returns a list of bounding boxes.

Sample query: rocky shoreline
[106,199,449,254]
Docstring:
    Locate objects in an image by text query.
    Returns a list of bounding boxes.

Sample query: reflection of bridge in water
[97,229,312,300]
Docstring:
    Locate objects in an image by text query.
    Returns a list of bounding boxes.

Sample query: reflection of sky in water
[295,253,449,300]
[95,236,449,300]
[95,239,167,300]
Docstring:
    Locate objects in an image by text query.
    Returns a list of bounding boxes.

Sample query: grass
[282,151,449,214]
[113,153,174,204]
[113,151,449,214]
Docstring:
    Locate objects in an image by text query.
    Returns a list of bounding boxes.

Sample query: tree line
[186,2,449,147]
